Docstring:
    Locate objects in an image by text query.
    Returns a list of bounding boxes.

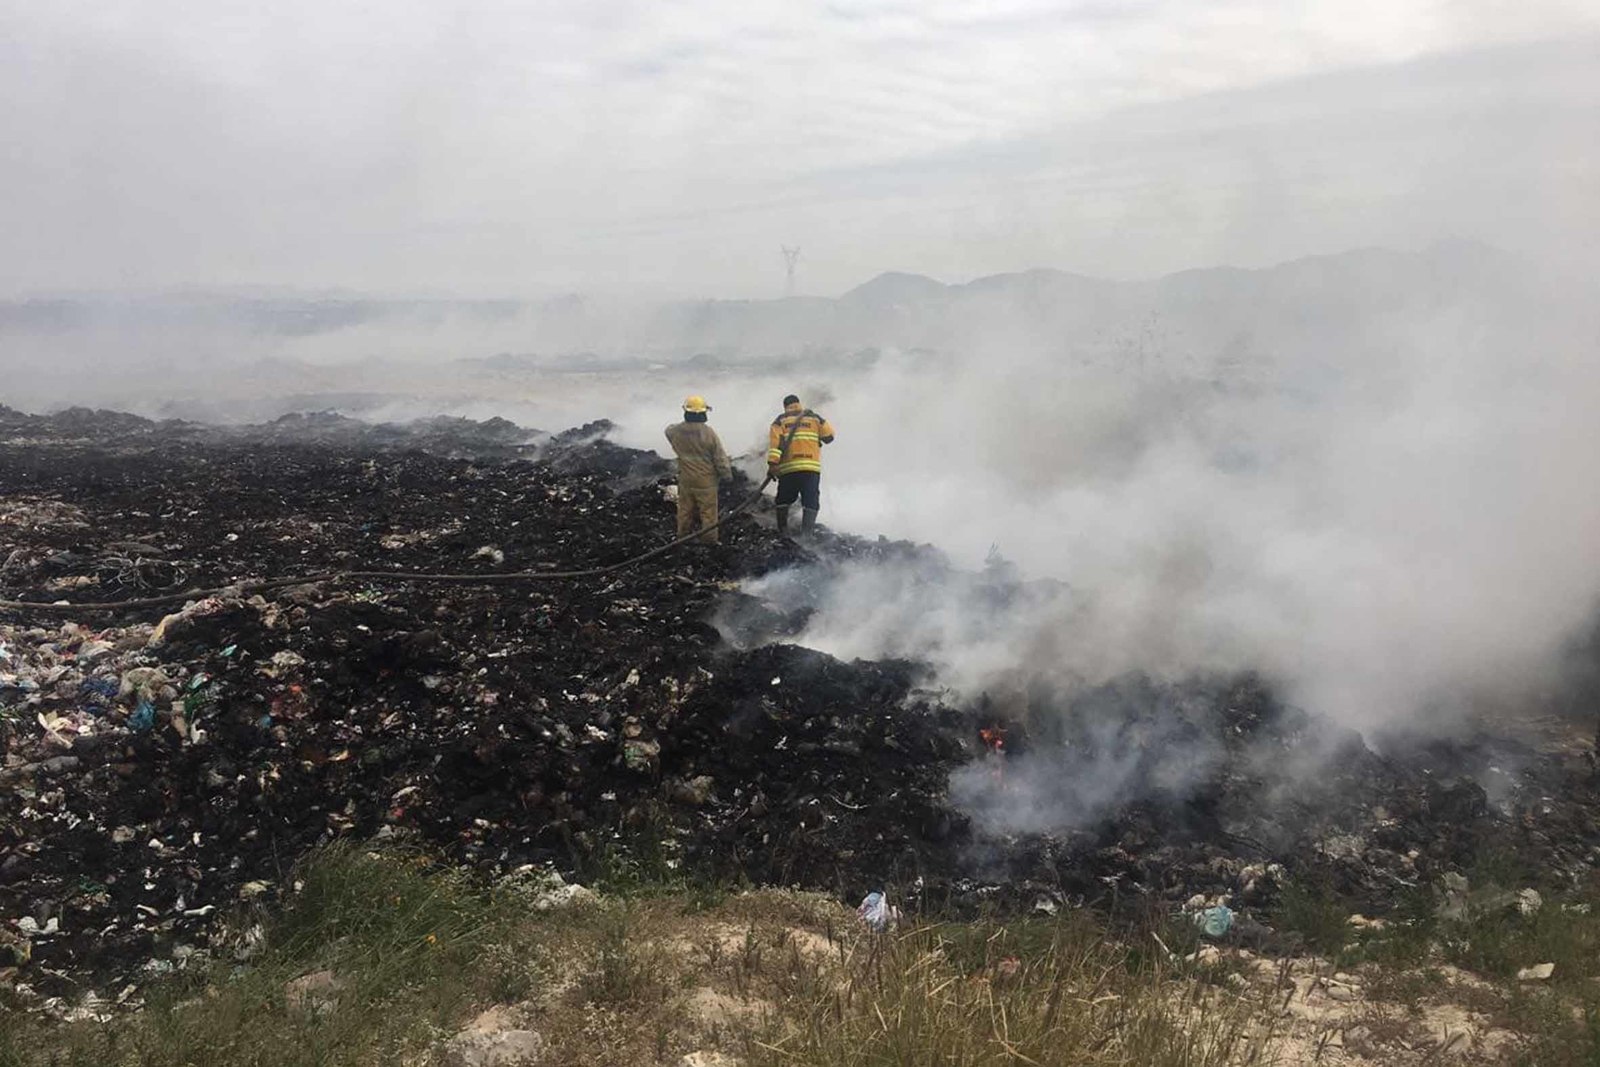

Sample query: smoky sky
[2,1,1597,299]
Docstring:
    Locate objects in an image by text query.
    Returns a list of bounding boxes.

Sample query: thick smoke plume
[731,249,1600,828]
[8,246,1599,834]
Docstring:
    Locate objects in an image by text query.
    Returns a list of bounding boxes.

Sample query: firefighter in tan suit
[664,396,734,543]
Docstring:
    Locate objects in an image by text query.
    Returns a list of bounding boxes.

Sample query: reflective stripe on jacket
[767,404,834,475]
[664,421,733,488]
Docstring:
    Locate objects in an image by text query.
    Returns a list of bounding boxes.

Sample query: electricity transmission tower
[780,246,801,297]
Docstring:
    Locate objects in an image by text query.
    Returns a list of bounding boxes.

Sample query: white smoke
[747,254,1600,757]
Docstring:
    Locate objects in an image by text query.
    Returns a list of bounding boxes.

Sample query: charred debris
[1,404,1597,999]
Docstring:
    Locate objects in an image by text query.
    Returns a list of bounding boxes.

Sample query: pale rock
[526,871,597,912]
[438,1028,545,1067]
[1516,962,1555,981]
[284,970,344,1016]
[679,1053,740,1067]
[1343,1024,1377,1057]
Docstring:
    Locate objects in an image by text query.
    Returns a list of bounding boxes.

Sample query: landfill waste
[516,868,598,912]
[1,404,1598,1007]
[857,891,899,933]
[128,698,155,732]
[1194,905,1235,939]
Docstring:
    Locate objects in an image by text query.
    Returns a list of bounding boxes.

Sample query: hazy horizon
[0,234,1523,304]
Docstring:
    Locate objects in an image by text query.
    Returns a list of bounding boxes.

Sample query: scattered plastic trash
[1194,905,1234,938]
[520,868,598,911]
[221,645,237,658]
[128,698,156,732]
[78,677,120,709]
[188,673,210,692]
[857,891,899,933]
[622,738,660,770]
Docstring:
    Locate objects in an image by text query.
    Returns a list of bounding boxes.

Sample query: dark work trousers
[774,471,821,511]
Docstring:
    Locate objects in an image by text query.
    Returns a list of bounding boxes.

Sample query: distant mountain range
[0,241,1535,368]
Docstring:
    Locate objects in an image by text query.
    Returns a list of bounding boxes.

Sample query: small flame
[979,725,1007,785]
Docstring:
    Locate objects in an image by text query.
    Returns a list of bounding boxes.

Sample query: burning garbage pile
[3,405,1599,1008]
[0,406,961,1000]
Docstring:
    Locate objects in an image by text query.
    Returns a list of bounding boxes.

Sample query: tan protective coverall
[663,421,733,543]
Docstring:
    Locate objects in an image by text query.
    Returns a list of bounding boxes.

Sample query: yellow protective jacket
[767,403,835,475]
[664,421,733,489]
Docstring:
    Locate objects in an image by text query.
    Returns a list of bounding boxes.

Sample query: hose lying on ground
[0,477,775,618]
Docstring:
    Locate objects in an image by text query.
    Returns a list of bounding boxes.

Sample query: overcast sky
[2,1,1597,298]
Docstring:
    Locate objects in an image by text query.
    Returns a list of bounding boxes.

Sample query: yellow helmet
[682,395,710,413]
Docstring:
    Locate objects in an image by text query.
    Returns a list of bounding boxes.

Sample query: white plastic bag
[857,891,899,932]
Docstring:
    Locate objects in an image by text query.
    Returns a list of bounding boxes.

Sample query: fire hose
[0,475,777,618]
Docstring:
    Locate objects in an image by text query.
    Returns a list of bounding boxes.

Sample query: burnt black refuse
[2,405,1596,998]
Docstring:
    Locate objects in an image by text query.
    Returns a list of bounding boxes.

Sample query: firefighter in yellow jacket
[766,394,835,536]
[664,396,734,543]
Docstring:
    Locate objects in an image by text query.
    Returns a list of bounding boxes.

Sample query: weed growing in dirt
[1505,997,1600,1067]
[1344,886,1437,970]
[579,905,669,1006]
[1273,879,1351,957]
[740,916,1275,1067]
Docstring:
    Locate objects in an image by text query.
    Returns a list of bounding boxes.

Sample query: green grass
[3,846,1284,1067]
[1342,885,1437,970]
[1271,878,1351,958]
[1,844,539,1067]
[578,905,670,1007]
[1438,889,1600,987]
[17,847,1600,1067]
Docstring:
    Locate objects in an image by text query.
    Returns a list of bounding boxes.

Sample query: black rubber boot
[801,508,818,536]
[774,506,790,535]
